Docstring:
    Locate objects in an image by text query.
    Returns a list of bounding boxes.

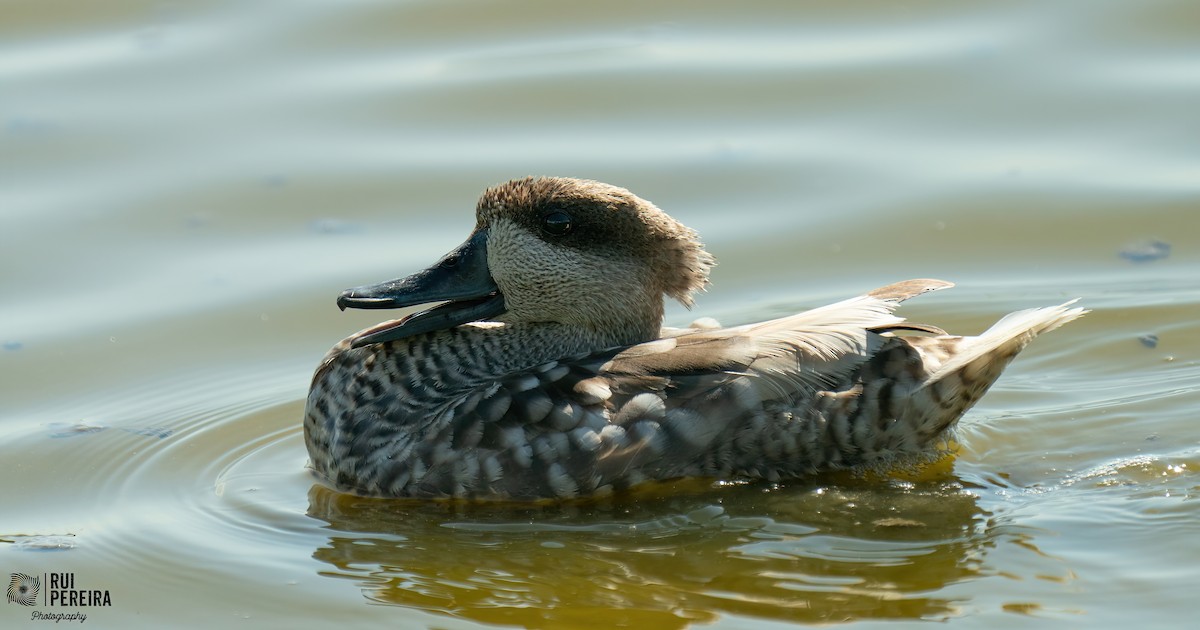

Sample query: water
[3,0,1198,627]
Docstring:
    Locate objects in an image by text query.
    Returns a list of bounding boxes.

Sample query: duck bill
[337,229,506,348]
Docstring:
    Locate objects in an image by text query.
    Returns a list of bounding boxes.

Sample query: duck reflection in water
[306,475,1009,626]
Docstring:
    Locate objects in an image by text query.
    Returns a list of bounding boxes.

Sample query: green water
[3,0,1198,628]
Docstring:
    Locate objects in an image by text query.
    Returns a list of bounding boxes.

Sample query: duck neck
[568,290,665,350]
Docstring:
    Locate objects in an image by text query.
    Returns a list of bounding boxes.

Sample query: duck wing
[602,278,954,399]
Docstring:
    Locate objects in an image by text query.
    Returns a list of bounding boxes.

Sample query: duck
[304,176,1086,501]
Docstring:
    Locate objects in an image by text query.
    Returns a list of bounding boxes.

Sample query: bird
[304,176,1086,501]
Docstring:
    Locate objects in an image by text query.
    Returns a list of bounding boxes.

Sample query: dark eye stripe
[540,211,573,236]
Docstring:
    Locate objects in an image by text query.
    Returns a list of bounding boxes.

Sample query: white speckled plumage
[304,177,1086,500]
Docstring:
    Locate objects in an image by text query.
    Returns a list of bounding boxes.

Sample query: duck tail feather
[921,300,1088,390]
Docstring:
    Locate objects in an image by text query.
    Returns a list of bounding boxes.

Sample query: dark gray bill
[337,229,506,347]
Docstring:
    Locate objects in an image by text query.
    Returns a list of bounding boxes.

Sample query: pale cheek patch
[487,219,645,323]
[488,221,580,314]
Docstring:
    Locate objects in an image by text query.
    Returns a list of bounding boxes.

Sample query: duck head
[338,177,715,349]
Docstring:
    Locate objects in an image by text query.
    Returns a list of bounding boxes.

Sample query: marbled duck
[305,177,1085,500]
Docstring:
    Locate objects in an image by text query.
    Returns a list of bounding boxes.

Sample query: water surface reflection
[308,477,991,626]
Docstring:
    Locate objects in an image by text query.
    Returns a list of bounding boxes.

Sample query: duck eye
[540,211,573,236]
